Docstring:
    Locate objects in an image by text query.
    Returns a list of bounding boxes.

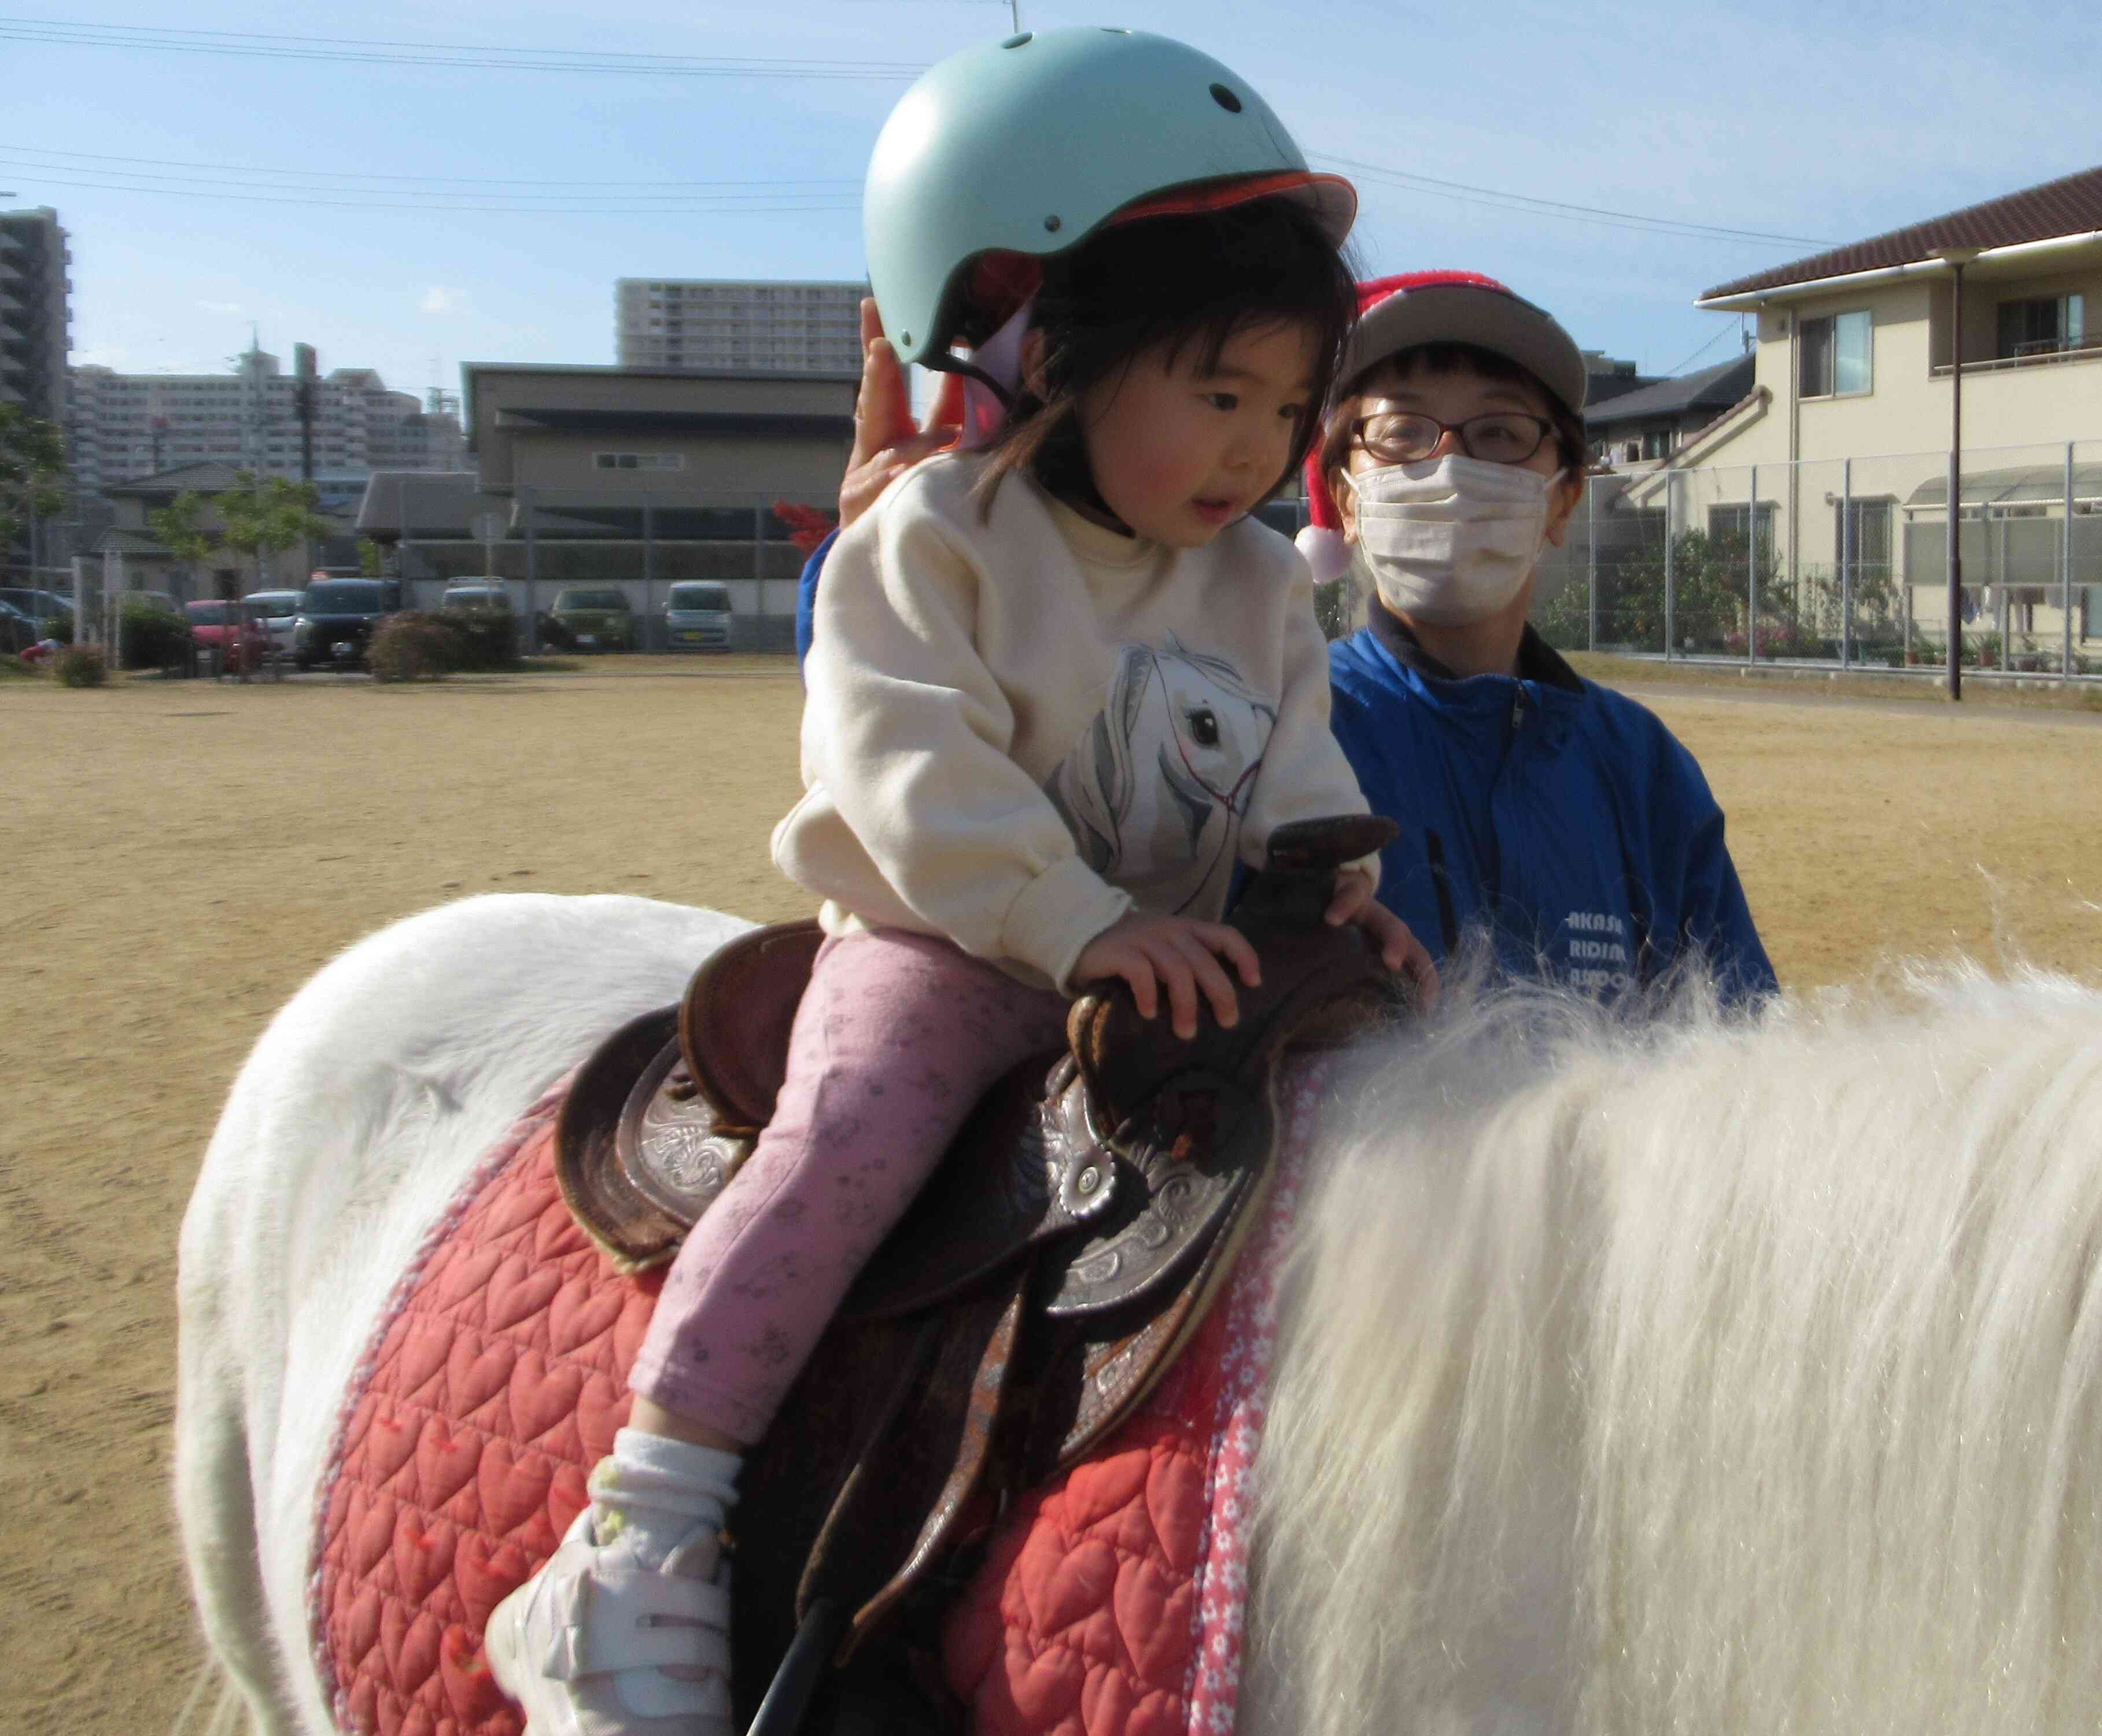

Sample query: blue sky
[7,1,2098,403]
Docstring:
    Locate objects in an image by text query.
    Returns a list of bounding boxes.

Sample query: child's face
[1076,320,1319,550]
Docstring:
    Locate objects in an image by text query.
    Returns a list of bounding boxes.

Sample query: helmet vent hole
[1209,83,1243,113]
[1043,215,1061,233]
[1002,31,1032,47]
[900,332,912,347]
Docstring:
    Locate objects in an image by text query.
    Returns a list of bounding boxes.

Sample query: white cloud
[197,300,245,316]
[422,285,470,315]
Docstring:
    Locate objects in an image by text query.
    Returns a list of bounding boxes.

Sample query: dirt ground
[4,653,2100,1735]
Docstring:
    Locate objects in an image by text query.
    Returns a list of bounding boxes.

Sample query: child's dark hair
[976,196,1357,518]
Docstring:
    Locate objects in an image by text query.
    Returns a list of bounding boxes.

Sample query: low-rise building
[91,460,359,601]
[1589,164,2102,666]
[1588,356,1757,468]
[353,363,858,649]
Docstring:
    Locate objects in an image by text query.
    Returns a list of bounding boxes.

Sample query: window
[1640,426,1674,461]
[592,452,685,471]
[1834,498,1893,581]
[1798,310,1872,397]
[1708,502,1776,547]
[1996,294,2085,359]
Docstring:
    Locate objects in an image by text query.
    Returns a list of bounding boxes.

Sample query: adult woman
[810,270,1775,1000]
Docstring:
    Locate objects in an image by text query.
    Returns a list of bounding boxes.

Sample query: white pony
[176,894,2102,1734]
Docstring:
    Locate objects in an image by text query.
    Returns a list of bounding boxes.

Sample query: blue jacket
[795,527,839,667]
[1329,605,1775,1000]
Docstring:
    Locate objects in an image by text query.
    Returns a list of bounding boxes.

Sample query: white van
[663,581,732,650]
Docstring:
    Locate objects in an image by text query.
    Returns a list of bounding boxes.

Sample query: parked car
[186,599,277,672]
[0,598,46,655]
[294,578,401,669]
[543,587,635,653]
[440,578,514,615]
[245,589,304,656]
[0,586,73,636]
[663,581,732,651]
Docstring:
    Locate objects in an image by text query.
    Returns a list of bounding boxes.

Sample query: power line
[0,168,859,215]
[1316,152,1834,250]
[0,145,861,191]
[0,17,925,78]
[1659,320,1740,378]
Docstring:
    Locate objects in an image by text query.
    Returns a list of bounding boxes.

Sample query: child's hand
[1327,869,1440,1010]
[1074,913,1263,1040]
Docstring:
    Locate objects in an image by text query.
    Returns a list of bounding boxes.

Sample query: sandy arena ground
[5,653,2100,1735]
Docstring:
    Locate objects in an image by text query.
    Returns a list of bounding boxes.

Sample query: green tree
[217,473,327,592]
[357,536,385,578]
[146,489,220,591]
[1537,527,1791,655]
[0,403,65,556]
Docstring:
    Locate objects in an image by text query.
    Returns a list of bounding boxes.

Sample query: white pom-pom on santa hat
[1294,447,1353,584]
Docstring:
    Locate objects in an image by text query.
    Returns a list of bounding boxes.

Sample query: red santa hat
[1295,271,1588,585]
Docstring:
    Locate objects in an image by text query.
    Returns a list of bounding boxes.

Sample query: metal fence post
[642,497,655,651]
[1586,476,1598,653]
[1747,463,1758,665]
[1946,446,1961,691]
[1664,469,1676,661]
[521,486,537,659]
[1840,457,1853,669]
[2065,441,2077,684]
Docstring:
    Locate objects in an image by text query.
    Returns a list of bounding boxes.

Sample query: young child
[488,30,1429,1734]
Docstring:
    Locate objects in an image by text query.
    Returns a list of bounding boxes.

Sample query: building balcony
[1932,337,2102,378]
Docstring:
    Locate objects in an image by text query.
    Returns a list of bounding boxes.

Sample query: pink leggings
[629,928,1071,1444]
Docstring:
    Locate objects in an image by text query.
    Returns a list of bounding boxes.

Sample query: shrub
[436,606,519,672]
[367,612,466,683]
[54,644,106,687]
[118,599,191,670]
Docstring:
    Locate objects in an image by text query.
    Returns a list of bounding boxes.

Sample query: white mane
[1251,958,2102,1735]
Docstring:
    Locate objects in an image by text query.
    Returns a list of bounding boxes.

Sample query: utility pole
[1938,249,1983,703]
[295,342,318,589]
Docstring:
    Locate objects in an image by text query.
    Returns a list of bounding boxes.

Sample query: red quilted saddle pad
[312,1085,660,1736]
[307,1067,1289,1736]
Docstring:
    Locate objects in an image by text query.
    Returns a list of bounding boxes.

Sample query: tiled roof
[101,461,250,497]
[1584,356,1755,428]
[1700,164,2102,301]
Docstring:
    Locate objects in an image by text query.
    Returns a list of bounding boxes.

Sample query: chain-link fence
[390,484,817,653]
[1535,440,2102,680]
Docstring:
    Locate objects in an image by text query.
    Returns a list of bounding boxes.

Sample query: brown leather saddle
[554,814,1405,1732]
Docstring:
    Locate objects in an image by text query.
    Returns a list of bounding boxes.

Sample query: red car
[186,599,277,673]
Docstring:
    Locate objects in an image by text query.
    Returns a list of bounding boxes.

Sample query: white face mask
[1341,454,1563,625]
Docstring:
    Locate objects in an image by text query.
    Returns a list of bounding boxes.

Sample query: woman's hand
[1073,913,1263,1041]
[1327,869,1440,1009]
[840,297,967,529]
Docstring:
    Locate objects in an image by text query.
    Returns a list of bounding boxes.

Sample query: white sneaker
[485,1502,733,1736]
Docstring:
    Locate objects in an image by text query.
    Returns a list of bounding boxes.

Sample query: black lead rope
[746,1598,848,1736]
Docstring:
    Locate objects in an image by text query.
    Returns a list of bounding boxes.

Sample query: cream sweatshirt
[773,452,1374,992]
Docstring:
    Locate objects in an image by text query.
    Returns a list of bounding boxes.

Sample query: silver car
[663,581,732,651]
[245,589,304,656]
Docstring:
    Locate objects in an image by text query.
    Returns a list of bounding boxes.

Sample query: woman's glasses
[1351,411,1555,466]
